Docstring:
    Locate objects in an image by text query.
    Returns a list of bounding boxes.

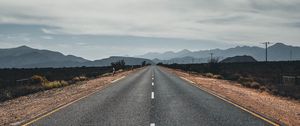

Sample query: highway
[27,66,274,126]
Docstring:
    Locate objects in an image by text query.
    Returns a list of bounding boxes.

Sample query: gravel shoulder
[0,68,142,126]
[164,67,300,126]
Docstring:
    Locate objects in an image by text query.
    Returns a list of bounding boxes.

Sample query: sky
[0,0,300,60]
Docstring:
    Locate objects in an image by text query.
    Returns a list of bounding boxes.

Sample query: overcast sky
[0,0,300,60]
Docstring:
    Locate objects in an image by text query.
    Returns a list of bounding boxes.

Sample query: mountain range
[0,46,152,68]
[1,43,299,68]
[138,43,300,63]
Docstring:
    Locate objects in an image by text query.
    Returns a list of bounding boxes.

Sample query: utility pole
[209,53,214,62]
[262,42,271,62]
[290,50,293,61]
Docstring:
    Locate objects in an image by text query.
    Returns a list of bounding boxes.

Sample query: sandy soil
[0,68,141,126]
[164,67,300,126]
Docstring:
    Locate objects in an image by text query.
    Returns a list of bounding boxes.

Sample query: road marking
[152,77,154,80]
[180,76,280,126]
[150,123,155,126]
[151,92,154,99]
[111,76,126,83]
[22,76,127,126]
[152,82,154,86]
[180,77,195,84]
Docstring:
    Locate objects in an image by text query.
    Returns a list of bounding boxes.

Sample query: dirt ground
[0,68,141,126]
[164,67,300,126]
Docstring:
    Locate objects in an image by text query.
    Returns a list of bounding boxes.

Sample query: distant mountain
[82,56,153,67]
[0,46,89,68]
[153,57,207,64]
[0,46,153,68]
[139,43,300,62]
[220,55,257,63]
[138,49,192,60]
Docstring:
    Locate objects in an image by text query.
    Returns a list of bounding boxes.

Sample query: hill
[153,57,207,64]
[82,56,153,67]
[0,46,89,68]
[220,55,257,63]
[139,43,300,62]
[0,46,153,68]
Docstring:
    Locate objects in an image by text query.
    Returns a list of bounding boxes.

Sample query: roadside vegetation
[159,61,300,99]
[0,60,147,102]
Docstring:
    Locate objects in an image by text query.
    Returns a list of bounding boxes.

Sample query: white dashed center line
[150,123,155,126]
[152,82,154,86]
[151,92,154,99]
[152,77,154,80]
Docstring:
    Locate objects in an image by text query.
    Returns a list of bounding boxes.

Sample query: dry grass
[43,81,69,89]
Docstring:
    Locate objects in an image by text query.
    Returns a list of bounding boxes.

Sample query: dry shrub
[249,82,260,89]
[190,71,198,74]
[225,73,242,81]
[213,75,224,79]
[30,75,48,85]
[101,73,112,77]
[117,69,124,72]
[72,76,87,82]
[204,73,214,78]
[241,81,261,89]
[43,81,68,89]
[258,85,268,92]
[238,76,254,83]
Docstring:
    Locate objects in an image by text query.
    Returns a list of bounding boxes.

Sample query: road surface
[27,66,275,126]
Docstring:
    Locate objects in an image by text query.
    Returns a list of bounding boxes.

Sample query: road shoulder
[163,67,300,126]
[0,68,143,126]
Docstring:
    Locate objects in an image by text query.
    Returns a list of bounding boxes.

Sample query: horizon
[1,0,300,60]
[0,42,297,60]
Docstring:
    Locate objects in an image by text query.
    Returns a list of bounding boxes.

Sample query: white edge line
[111,76,126,83]
[179,76,280,126]
[22,75,127,126]
[180,77,195,84]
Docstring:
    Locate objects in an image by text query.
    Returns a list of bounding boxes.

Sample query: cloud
[0,0,299,47]
[41,28,56,34]
[40,36,53,40]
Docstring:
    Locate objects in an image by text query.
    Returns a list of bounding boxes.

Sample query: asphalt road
[28,66,274,126]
